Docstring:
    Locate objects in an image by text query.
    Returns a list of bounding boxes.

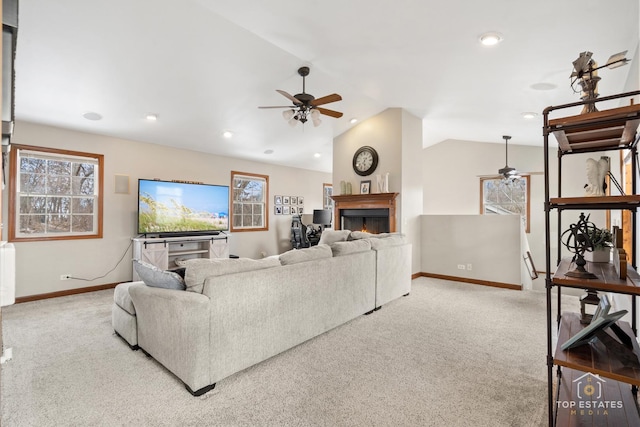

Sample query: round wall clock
[352,146,379,176]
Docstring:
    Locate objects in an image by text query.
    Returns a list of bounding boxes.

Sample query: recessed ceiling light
[314,152,321,158]
[223,131,233,138]
[479,32,503,46]
[530,82,557,91]
[522,112,538,119]
[349,118,358,124]
[82,111,102,121]
[264,149,274,155]
[145,113,158,121]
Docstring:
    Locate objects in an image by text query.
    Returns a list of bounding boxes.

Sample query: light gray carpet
[1,277,567,426]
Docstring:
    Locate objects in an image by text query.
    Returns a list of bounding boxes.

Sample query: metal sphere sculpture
[561,212,598,279]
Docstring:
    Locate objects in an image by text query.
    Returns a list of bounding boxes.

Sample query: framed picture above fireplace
[360,180,371,195]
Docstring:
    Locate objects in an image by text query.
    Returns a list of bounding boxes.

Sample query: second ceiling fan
[259,66,343,127]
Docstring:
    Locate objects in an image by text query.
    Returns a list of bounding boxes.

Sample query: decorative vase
[340,181,346,195]
[584,247,611,263]
[346,182,352,195]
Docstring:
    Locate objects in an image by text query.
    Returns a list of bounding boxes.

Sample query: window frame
[230,170,269,232]
[479,175,530,233]
[8,144,104,242]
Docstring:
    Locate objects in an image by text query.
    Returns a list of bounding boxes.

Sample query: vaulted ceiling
[14,0,639,172]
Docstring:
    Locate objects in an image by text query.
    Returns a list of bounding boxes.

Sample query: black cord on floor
[70,240,133,281]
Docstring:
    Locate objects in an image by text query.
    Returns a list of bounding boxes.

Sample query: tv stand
[132,234,230,280]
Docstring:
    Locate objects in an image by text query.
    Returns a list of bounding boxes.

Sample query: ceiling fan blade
[258,106,294,109]
[310,93,342,107]
[316,107,343,118]
[276,89,302,105]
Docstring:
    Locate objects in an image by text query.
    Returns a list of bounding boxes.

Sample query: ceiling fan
[498,135,519,179]
[259,66,343,127]
[477,135,542,180]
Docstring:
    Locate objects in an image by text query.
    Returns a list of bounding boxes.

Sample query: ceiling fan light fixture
[283,109,295,121]
[311,109,321,127]
[479,31,503,46]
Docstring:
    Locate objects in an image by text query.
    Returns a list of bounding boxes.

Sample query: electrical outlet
[467,264,473,271]
[457,264,466,270]
[60,274,72,280]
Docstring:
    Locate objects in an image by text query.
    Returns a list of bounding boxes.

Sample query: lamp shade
[313,209,332,226]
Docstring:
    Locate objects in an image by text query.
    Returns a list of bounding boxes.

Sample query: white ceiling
[14,0,639,173]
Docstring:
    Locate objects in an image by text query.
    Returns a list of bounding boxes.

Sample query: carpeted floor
[1,277,565,426]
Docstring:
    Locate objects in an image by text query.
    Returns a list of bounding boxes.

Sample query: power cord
[70,240,133,281]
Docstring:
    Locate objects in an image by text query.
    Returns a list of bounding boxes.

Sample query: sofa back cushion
[369,235,407,249]
[182,257,281,293]
[318,229,351,245]
[133,259,186,291]
[330,239,372,257]
[279,244,333,265]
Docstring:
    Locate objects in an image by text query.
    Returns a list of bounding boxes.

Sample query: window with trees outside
[9,144,103,241]
[480,175,530,233]
[230,171,269,232]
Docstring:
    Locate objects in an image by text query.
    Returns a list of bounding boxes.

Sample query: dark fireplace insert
[340,208,390,234]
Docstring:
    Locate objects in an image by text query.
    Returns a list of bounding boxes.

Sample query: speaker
[115,174,130,194]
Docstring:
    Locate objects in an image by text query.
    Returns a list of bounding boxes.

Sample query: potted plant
[584,227,613,263]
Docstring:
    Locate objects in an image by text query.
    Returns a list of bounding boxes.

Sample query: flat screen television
[138,179,229,236]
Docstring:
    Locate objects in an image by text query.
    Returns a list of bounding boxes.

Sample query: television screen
[138,179,229,235]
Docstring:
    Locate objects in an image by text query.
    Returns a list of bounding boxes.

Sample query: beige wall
[421,215,522,286]
[3,121,330,297]
[422,139,620,273]
[333,108,423,274]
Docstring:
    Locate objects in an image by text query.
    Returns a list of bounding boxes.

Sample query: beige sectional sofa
[112,232,411,396]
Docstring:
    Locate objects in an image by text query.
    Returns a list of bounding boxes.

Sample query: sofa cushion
[279,244,333,265]
[133,259,186,291]
[330,239,372,256]
[369,235,407,249]
[318,229,351,245]
[182,257,281,293]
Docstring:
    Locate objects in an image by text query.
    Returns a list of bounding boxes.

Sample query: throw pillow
[318,229,351,245]
[133,259,186,291]
[279,244,333,265]
[330,239,372,256]
[182,257,281,293]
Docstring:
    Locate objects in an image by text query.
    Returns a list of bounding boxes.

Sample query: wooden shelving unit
[555,367,640,427]
[553,258,640,295]
[544,90,640,427]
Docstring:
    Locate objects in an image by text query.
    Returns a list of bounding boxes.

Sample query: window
[230,171,268,232]
[480,175,530,233]
[323,183,333,210]
[9,144,103,241]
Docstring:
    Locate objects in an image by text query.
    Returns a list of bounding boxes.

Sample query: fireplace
[331,193,398,233]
